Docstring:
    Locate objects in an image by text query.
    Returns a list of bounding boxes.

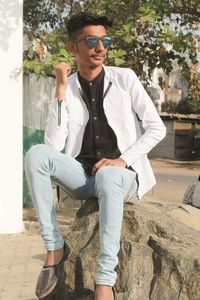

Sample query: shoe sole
[36,279,58,299]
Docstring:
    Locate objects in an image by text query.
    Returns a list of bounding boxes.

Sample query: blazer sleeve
[44,95,69,152]
[120,68,166,166]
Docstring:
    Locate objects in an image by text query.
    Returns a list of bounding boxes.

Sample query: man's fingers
[92,158,106,173]
[92,158,111,175]
[91,157,127,175]
[55,62,71,70]
[94,158,106,168]
[55,62,71,77]
[55,62,71,99]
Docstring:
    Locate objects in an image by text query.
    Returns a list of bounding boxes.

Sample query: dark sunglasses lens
[86,36,112,48]
[102,37,112,48]
[86,36,98,48]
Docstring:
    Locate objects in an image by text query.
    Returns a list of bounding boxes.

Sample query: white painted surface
[0,0,23,233]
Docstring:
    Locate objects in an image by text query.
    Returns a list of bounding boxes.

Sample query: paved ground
[0,201,75,300]
[149,158,200,202]
[0,222,72,300]
[0,159,199,300]
[0,231,43,300]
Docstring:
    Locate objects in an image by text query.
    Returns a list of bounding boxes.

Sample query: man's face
[70,25,109,69]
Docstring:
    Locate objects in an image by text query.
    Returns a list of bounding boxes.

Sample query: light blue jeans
[25,144,137,286]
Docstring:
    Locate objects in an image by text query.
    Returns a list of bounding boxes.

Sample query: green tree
[84,0,200,77]
[23,0,200,95]
[175,62,200,114]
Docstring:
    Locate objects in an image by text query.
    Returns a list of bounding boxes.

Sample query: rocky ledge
[46,196,200,300]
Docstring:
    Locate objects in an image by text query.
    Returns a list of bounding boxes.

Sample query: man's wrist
[55,86,66,99]
[118,157,127,168]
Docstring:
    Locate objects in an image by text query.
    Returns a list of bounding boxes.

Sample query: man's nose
[95,39,105,51]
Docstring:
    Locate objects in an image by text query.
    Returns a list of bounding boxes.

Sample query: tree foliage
[23,0,200,112]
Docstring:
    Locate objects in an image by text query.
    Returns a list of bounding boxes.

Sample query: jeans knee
[25,144,48,171]
[95,167,123,193]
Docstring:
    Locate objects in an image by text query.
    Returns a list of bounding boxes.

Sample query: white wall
[0,0,23,233]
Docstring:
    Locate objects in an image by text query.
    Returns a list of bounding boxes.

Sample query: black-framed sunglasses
[74,35,112,49]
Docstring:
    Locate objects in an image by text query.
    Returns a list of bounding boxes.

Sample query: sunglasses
[74,35,112,49]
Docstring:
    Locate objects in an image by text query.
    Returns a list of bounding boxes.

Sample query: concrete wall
[150,119,200,160]
[149,120,175,159]
[0,0,23,233]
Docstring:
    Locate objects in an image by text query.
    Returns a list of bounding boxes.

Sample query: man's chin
[90,58,105,67]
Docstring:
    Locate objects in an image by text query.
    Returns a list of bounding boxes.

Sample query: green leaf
[107,49,126,59]
[59,48,68,57]
[114,57,125,66]
[124,35,133,44]
[107,51,115,59]
[123,23,133,33]
[140,15,155,23]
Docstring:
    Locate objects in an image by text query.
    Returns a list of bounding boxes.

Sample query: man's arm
[44,62,71,151]
[120,68,166,167]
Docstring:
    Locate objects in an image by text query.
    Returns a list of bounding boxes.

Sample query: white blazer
[45,66,166,198]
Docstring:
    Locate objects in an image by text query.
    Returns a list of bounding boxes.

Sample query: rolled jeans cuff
[95,280,114,287]
[45,240,64,251]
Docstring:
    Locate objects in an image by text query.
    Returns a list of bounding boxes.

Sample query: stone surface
[46,196,200,300]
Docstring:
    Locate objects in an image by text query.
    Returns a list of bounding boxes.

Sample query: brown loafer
[35,242,70,299]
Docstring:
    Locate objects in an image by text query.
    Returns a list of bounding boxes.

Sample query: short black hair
[67,12,113,40]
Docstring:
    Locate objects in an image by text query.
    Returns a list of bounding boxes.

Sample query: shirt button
[97,151,101,155]
[89,82,92,86]
[92,98,95,102]
[96,135,99,139]
[94,116,98,120]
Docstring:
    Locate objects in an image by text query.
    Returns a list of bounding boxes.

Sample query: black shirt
[75,69,121,175]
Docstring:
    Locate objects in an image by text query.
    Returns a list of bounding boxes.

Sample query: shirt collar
[74,66,113,94]
[78,68,104,86]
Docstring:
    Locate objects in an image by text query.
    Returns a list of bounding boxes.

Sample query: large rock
[46,196,200,300]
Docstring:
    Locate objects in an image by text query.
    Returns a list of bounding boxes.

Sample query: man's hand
[92,157,127,175]
[55,62,71,100]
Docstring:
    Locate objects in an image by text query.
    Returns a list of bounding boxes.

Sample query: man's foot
[35,242,70,299]
[44,247,64,266]
[94,285,114,300]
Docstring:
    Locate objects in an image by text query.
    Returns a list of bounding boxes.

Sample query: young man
[25,12,166,300]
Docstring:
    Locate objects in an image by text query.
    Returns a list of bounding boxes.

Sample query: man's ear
[67,41,78,55]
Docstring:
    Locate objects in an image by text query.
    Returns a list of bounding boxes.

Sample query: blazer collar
[74,66,113,93]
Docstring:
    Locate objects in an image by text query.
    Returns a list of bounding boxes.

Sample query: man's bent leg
[25,144,94,251]
[94,166,137,286]
[25,144,96,299]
